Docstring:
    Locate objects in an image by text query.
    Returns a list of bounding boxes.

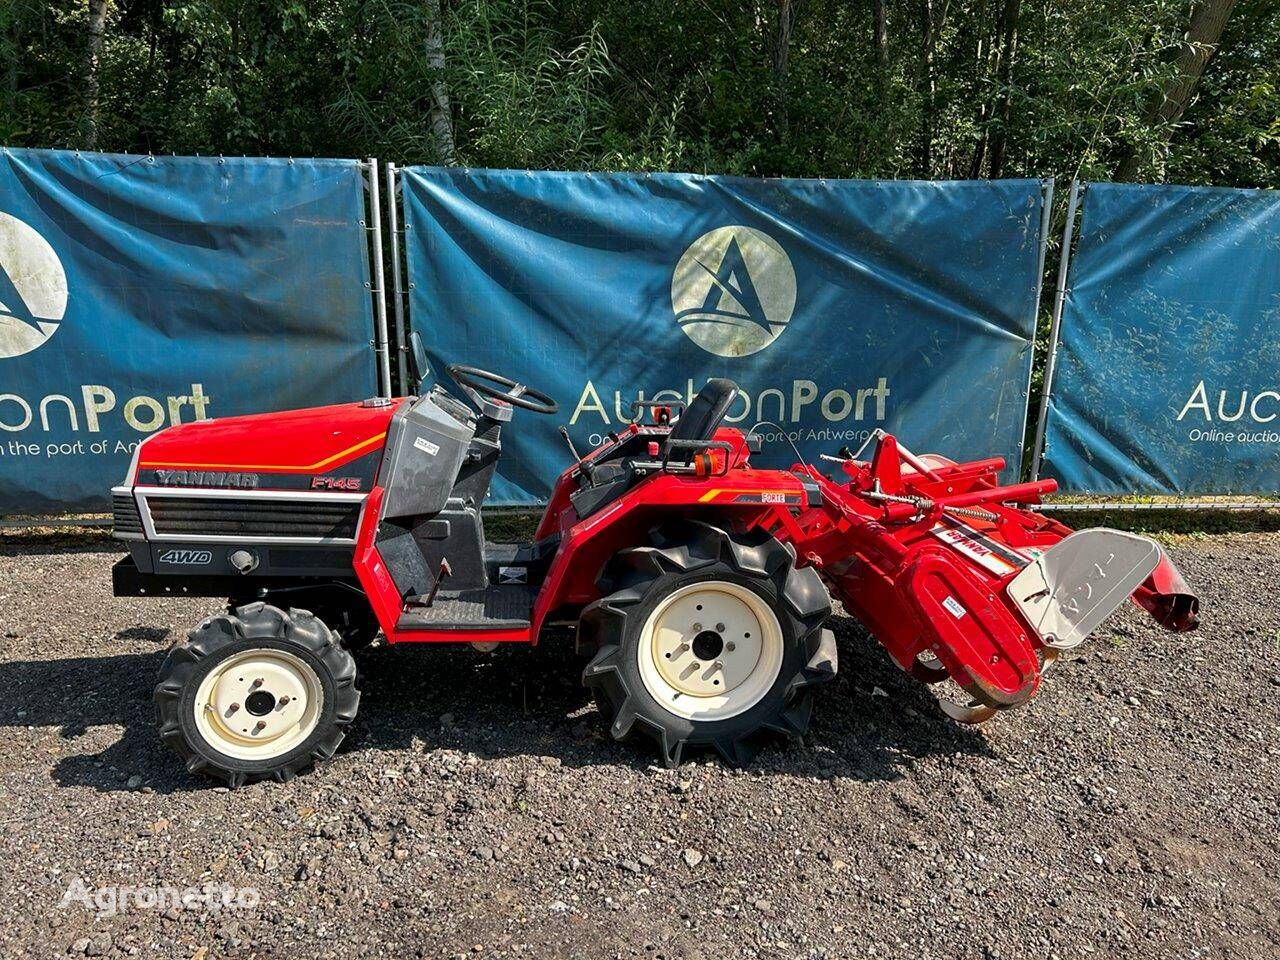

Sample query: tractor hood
[130,399,405,492]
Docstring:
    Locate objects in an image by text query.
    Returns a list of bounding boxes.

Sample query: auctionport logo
[0,212,68,359]
[671,225,797,358]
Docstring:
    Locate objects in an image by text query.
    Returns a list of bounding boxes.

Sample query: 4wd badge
[158,549,214,565]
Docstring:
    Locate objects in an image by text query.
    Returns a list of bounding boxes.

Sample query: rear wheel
[155,603,360,787]
[581,522,836,766]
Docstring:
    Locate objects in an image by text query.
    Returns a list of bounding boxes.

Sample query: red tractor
[112,338,1197,785]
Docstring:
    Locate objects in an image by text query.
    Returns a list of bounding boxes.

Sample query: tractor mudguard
[902,548,1041,709]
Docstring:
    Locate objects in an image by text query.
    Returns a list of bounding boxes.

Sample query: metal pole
[1035,500,1278,513]
[366,158,392,398]
[1029,178,1083,481]
[385,162,408,390]
[1016,177,1055,479]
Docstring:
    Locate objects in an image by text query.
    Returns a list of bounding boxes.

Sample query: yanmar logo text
[155,470,259,488]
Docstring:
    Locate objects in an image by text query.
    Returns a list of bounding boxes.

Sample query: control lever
[423,558,452,608]
[560,426,593,481]
[558,425,582,462]
[407,559,452,608]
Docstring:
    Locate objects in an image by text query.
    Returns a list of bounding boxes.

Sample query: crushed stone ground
[0,533,1275,959]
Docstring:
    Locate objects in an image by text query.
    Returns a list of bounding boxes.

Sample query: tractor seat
[569,379,740,519]
[665,378,738,462]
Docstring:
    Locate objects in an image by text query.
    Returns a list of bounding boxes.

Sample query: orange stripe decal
[697,489,769,502]
[140,432,387,473]
[697,488,799,503]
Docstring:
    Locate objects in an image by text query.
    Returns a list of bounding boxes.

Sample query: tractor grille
[112,492,144,538]
[144,496,362,540]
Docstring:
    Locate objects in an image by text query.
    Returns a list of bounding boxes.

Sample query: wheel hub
[639,581,784,721]
[690,630,724,661]
[244,689,277,716]
[194,649,323,761]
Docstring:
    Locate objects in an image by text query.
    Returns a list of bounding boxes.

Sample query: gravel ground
[0,532,1276,960]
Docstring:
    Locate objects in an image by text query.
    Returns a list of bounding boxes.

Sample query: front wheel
[581,522,836,767]
[155,603,360,787]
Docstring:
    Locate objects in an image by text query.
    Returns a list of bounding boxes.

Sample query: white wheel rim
[193,649,324,761]
[637,581,785,722]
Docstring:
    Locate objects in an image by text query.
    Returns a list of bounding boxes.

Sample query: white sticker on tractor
[498,566,527,584]
[932,524,1023,576]
[413,436,440,456]
[941,595,966,619]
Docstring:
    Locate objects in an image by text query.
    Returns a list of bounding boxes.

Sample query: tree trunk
[986,0,1020,178]
[1114,0,1238,181]
[85,0,107,149]
[967,9,993,179]
[424,0,457,166]
[5,10,22,121]
[917,0,950,178]
[967,0,1019,178]
[773,0,800,134]
[873,0,889,72]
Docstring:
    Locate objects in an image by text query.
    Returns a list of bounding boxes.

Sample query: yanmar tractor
[112,338,1198,786]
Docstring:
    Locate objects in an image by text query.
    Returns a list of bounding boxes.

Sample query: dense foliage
[3,0,1277,187]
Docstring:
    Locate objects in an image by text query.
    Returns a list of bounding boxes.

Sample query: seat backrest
[667,379,738,459]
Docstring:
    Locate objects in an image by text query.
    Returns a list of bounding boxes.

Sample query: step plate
[397,582,536,631]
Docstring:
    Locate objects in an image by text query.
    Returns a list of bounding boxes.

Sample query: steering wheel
[446,363,559,415]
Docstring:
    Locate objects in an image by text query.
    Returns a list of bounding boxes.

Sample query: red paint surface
[137,400,405,477]
[149,399,1194,709]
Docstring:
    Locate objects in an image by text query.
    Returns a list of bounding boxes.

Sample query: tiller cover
[779,432,1198,722]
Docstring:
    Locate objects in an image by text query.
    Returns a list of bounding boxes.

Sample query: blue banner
[1041,182,1280,494]
[402,168,1048,503]
[0,148,377,514]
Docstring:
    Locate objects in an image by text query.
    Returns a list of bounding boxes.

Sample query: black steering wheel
[446,363,559,415]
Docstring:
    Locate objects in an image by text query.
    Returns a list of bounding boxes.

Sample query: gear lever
[559,426,593,481]
[558,425,582,461]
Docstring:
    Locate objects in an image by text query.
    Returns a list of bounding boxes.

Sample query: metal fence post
[385,162,408,390]
[1029,179,1083,481]
[1017,177,1055,479]
[365,158,392,397]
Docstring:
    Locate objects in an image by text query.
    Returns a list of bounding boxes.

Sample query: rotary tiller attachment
[787,432,1199,725]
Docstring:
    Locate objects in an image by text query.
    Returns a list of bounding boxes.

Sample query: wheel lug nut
[278,696,291,708]
[250,678,264,689]
[715,622,725,632]
[691,623,702,633]
[226,703,239,716]
[253,721,266,733]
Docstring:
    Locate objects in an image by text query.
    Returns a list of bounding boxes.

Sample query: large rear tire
[581,522,836,767]
[155,603,360,787]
